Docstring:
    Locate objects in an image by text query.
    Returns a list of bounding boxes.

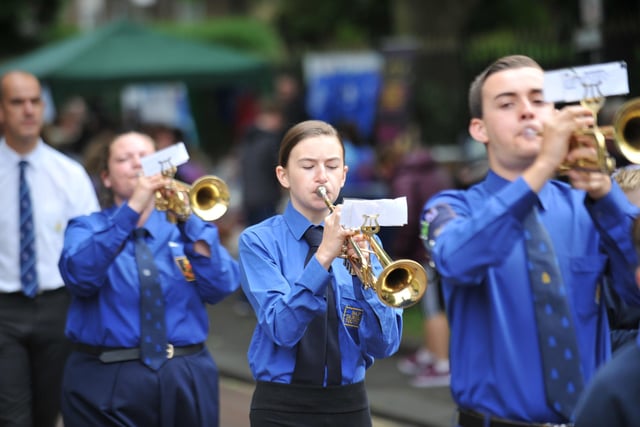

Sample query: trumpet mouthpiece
[522,128,540,140]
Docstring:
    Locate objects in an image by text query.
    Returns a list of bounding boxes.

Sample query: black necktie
[134,228,168,370]
[19,160,38,298]
[292,225,342,386]
[524,208,584,419]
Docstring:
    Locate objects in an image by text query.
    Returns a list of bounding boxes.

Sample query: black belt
[74,342,204,363]
[458,409,573,427]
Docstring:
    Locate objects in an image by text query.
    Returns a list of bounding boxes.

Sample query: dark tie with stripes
[524,208,584,419]
[134,228,168,370]
[292,225,342,386]
[19,160,38,298]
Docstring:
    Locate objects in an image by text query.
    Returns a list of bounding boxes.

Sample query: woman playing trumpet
[238,120,403,427]
[58,132,240,427]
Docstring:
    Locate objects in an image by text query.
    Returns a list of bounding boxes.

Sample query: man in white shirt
[0,70,99,427]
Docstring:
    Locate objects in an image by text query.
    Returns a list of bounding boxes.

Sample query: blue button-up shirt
[424,171,640,423]
[59,204,240,347]
[238,201,403,386]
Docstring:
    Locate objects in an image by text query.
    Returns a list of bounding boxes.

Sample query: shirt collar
[0,138,45,170]
[283,200,322,242]
[484,169,551,212]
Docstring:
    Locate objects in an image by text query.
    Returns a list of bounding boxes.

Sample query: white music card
[543,61,629,103]
[140,142,189,176]
[341,197,408,228]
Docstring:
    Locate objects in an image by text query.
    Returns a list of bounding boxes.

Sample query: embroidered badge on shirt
[422,203,457,243]
[175,256,195,281]
[343,306,363,328]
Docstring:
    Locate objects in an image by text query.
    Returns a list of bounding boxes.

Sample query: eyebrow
[297,156,342,163]
[493,88,543,101]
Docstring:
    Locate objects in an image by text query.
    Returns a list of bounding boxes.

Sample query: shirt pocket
[569,255,607,319]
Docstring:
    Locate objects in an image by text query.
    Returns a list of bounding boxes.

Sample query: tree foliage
[275,0,392,53]
[0,0,64,60]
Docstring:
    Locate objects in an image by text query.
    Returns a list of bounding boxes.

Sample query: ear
[340,164,349,189]
[101,170,111,189]
[636,267,640,290]
[469,118,489,146]
[275,165,289,189]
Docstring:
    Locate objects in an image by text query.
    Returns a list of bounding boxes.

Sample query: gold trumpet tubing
[317,185,372,284]
[315,185,428,308]
[155,175,229,223]
[155,180,192,223]
[557,125,616,174]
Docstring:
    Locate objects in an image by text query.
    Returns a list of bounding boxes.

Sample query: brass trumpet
[155,166,230,223]
[558,97,640,174]
[317,186,428,309]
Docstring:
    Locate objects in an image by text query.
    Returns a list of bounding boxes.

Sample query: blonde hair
[612,165,640,192]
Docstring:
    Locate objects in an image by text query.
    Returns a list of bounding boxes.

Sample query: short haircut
[468,55,542,119]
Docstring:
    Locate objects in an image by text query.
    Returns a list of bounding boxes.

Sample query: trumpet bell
[376,259,428,309]
[190,175,230,222]
[614,98,640,164]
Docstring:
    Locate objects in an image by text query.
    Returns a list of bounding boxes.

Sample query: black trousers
[0,288,71,427]
[250,381,371,427]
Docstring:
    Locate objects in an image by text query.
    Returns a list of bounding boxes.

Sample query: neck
[5,136,39,156]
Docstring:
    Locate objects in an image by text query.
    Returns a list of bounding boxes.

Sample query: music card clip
[140,142,189,176]
[341,197,408,229]
[543,61,629,103]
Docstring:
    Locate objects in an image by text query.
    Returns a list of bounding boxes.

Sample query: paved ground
[208,291,457,427]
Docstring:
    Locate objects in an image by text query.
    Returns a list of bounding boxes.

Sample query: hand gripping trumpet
[316,186,428,309]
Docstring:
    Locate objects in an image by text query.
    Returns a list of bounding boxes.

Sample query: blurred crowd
[28,72,487,265]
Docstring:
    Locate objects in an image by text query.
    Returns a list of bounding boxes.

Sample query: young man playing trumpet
[422,55,640,426]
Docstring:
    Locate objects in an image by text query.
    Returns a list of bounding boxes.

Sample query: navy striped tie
[524,208,584,419]
[19,160,38,298]
[134,228,168,370]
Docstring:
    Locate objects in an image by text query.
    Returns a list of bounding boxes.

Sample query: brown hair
[278,120,344,167]
[97,131,155,207]
[468,55,542,119]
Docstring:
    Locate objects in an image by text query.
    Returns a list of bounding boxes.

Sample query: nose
[23,101,35,115]
[315,165,329,183]
[132,154,143,169]
[519,99,535,119]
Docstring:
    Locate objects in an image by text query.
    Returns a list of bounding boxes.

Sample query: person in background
[238,120,402,426]
[239,97,285,226]
[379,133,455,388]
[0,70,100,427]
[337,121,376,199]
[604,164,640,352]
[423,55,640,425]
[57,131,240,427]
[573,215,640,427]
[275,72,309,128]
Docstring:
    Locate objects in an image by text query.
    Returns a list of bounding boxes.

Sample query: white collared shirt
[0,139,100,293]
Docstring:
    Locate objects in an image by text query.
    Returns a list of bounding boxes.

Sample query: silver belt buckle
[543,424,572,427]
[166,343,175,359]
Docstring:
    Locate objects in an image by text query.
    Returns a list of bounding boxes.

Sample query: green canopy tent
[0,19,272,153]
[0,19,270,88]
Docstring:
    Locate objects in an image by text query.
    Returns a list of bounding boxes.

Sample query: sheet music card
[140,142,189,176]
[543,61,629,103]
[341,197,408,228]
